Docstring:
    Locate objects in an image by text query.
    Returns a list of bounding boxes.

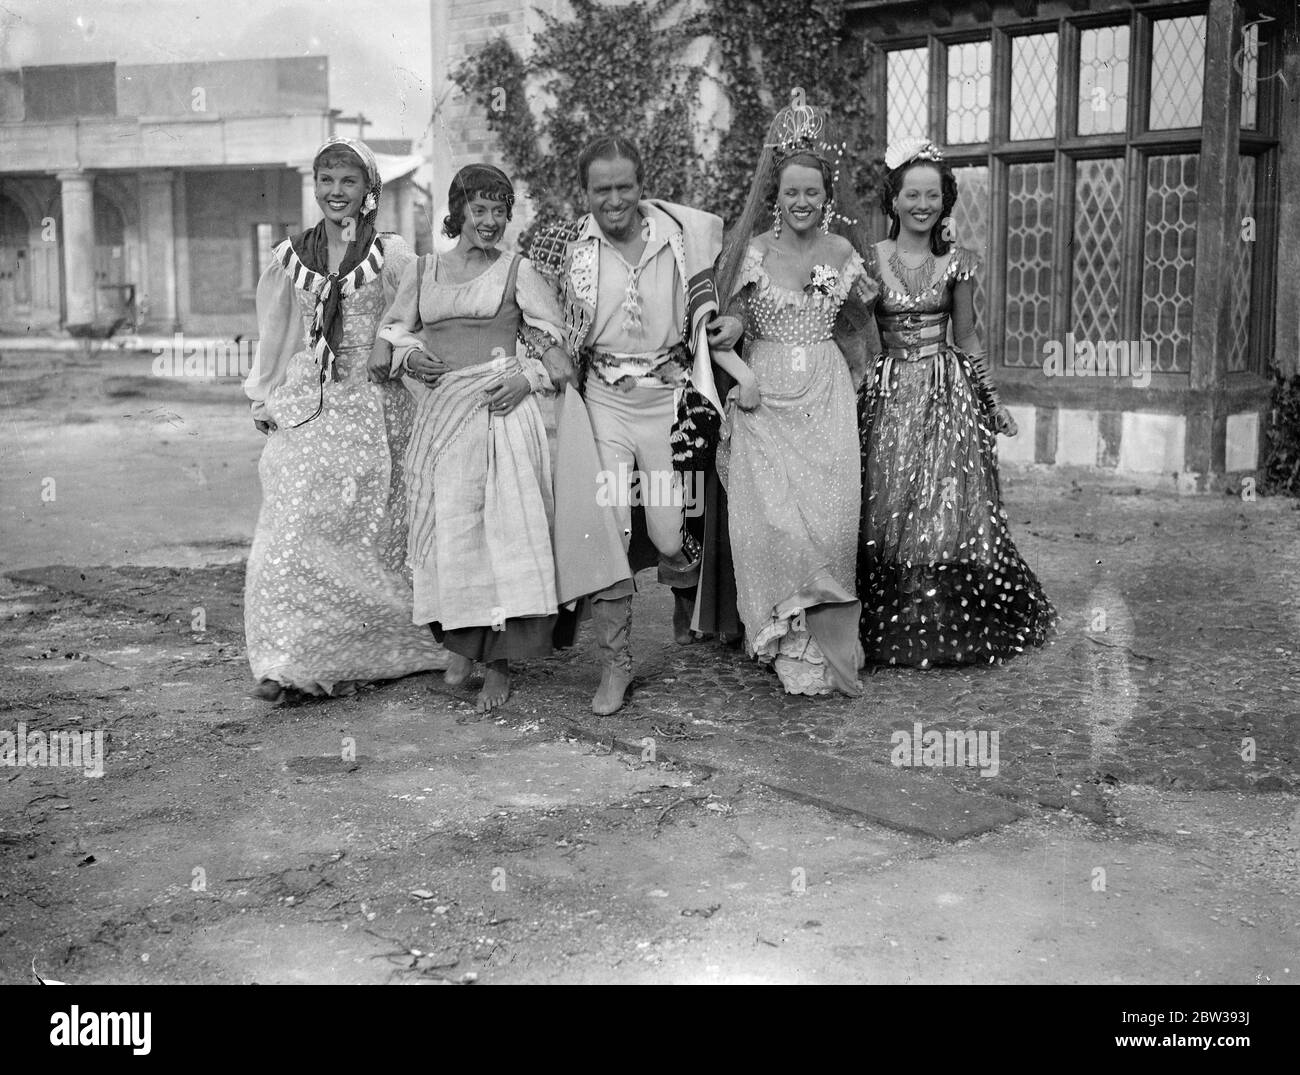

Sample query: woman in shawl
[709,93,878,697]
[380,164,573,713]
[242,136,449,700]
[856,137,1055,667]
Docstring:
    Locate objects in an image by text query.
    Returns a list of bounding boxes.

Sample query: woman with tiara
[709,91,878,696]
[243,136,449,700]
[856,137,1055,668]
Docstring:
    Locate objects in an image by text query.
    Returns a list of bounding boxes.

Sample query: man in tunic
[532,135,746,716]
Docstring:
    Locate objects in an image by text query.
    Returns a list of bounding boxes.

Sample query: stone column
[1189,0,1240,392]
[57,171,96,328]
[299,165,321,228]
[138,170,179,331]
[396,181,415,245]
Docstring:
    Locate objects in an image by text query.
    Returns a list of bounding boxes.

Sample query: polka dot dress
[857,247,1056,668]
[719,243,864,695]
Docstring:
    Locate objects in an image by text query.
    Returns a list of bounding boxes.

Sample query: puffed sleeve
[515,257,567,393]
[378,254,428,376]
[380,233,416,306]
[515,257,565,345]
[243,259,301,422]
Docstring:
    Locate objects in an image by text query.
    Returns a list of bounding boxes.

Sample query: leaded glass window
[949,164,989,320]
[1226,156,1256,373]
[1239,21,1258,131]
[1150,16,1206,130]
[946,40,991,144]
[1072,158,1126,343]
[1010,33,1058,141]
[1004,162,1055,368]
[887,47,929,146]
[1140,154,1198,373]
[1077,25,1129,135]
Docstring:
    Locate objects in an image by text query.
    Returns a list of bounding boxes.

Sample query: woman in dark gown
[857,138,1055,668]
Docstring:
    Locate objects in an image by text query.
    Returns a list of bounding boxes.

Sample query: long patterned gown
[243,232,449,694]
[718,240,865,696]
[857,244,1055,667]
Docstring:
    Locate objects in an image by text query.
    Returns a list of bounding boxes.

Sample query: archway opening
[0,194,32,317]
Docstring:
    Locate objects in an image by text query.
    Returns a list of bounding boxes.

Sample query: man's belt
[583,341,692,390]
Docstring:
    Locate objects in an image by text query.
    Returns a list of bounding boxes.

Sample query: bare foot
[444,654,473,687]
[476,661,510,712]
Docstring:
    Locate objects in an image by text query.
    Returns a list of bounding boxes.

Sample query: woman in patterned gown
[712,96,878,696]
[243,136,449,700]
[857,137,1055,668]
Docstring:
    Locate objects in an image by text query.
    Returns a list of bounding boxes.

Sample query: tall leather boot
[591,595,634,715]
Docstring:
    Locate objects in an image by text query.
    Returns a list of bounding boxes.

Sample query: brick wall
[434,0,554,244]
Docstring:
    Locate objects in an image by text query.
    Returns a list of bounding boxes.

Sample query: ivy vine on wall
[452,0,882,248]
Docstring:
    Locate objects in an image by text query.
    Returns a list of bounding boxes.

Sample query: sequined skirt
[856,349,1055,667]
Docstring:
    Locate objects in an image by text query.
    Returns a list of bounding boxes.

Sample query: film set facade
[0,56,426,339]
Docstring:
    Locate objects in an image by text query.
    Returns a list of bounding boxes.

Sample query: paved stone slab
[559,720,1027,841]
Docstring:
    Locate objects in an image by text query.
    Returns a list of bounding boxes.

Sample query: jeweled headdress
[766,88,829,163]
[717,88,871,303]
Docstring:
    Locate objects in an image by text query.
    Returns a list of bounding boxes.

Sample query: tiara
[885,137,944,171]
[765,87,826,157]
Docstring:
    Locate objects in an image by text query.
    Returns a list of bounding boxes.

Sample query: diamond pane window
[887,48,930,147]
[1072,158,1126,343]
[1140,154,1198,374]
[1150,16,1206,130]
[1077,25,1129,135]
[1240,21,1258,130]
[1010,34,1058,141]
[946,40,991,144]
[1005,162,1055,368]
[1227,157,1256,373]
[950,164,989,321]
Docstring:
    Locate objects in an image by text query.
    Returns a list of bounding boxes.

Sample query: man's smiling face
[585,157,642,242]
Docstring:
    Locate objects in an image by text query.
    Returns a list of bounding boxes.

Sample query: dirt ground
[1,345,1296,984]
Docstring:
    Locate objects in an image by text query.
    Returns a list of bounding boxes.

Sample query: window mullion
[928,35,946,147]
[990,25,1011,149]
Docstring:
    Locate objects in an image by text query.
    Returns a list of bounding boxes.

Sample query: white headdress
[884,137,945,172]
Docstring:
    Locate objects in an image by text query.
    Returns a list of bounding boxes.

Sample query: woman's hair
[578,135,644,189]
[313,144,368,179]
[880,158,958,256]
[768,152,835,207]
[443,163,515,239]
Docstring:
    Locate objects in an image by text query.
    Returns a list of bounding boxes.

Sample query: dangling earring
[820,200,835,235]
[771,202,782,239]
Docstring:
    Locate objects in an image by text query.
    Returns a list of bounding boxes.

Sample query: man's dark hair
[578,135,644,189]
